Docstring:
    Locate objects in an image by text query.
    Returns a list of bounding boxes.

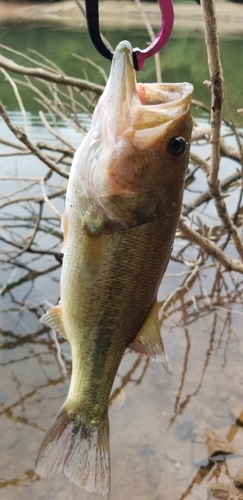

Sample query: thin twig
[40,177,62,220]
[10,203,43,260]
[0,102,69,179]
[0,54,104,94]
[50,329,67,378]
[0,234,62,261]
[182,170,242,217]
[1,68,28,134]
[159,263,202,318]
[178,219,243,274]
[39,111,76,152]
[74,0,113,50]
[0,43,59,73]
[190,151,210,175]
[0,137,28,150]
[73,54,108,83]
[0,188,66,210]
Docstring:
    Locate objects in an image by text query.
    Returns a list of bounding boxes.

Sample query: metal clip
[84,0,174,70]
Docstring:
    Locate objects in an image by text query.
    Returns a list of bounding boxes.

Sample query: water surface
[1,23,243,500]
[0,24,243,120]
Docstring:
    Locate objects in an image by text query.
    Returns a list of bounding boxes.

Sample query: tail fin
[35,405,110,497]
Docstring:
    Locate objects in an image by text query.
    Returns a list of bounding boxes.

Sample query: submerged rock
[207,469,243,500]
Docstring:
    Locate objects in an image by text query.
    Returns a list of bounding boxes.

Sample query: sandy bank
[0,0,243,35]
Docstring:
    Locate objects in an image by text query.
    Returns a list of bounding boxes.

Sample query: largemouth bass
[35,40,193,497]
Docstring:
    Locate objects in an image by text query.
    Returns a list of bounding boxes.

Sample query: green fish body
[36,41,193,497]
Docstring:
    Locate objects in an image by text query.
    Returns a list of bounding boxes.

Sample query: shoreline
[0,0,243,35]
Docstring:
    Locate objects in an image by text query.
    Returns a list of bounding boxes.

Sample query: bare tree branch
[178,219,243,274]
[0,102,69,179]
[0,54,104,94]
[201,0,243,261]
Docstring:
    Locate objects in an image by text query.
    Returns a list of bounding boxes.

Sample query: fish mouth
[78,41,193,204]
[108,40,136,102]
[135,81,193,124]
[108,41,193,113]
[136,82,193,108]
[101,40,138,137]
[102,41,193,143]
[130,81,193,149]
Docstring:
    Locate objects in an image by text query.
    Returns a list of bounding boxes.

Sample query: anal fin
[40,304,67,339]
[129,302,171,373]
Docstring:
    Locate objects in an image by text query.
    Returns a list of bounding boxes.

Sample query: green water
[0,24,242,121]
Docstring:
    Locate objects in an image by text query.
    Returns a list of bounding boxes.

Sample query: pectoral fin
[129,302,171,373]
[40,304,67,339]
[80,222,106,284]
[61,212,68,254]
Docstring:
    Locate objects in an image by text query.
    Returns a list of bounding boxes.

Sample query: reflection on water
[1,237,243,499]
[1,113,243,500]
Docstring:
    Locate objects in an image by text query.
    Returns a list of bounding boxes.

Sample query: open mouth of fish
[101,39,193,139]
[75,40,193,207]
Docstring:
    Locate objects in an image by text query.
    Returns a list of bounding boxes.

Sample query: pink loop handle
[85,0,174,71]
[133,0,174,70]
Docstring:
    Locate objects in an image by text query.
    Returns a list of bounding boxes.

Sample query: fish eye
[167,136,187,158]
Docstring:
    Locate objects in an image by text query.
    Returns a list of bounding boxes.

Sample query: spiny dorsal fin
[129,302,171,373]
[40,304,66,339]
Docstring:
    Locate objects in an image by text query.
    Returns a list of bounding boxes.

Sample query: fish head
[76,41,193,218]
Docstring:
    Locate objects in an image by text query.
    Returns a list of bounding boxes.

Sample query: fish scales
[35,40,193,497]
[62,186,182,389]
[63,199,177,405]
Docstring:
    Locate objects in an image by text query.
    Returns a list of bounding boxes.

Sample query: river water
[0,21,243,500]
